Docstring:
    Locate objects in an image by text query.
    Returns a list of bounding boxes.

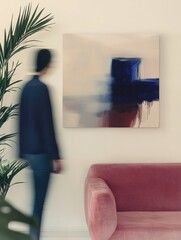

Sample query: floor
[41,233,90,240]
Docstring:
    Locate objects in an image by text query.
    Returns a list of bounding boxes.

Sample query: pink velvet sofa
[84,163,181,240]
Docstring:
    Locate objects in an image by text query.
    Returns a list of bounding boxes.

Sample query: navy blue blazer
[19,75,60,160]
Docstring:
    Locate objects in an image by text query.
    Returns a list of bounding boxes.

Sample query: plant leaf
[0,197,37,240]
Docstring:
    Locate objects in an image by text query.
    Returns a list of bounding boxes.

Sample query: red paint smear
[102,104,139,127]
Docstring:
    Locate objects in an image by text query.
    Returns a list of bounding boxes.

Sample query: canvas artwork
[63,34,159,128]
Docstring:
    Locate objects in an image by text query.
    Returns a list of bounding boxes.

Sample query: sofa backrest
[87,163,181,211]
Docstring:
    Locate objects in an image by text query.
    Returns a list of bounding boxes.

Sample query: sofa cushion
[110,211,181,240]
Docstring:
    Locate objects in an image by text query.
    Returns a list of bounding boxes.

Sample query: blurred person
[19,49,62,240]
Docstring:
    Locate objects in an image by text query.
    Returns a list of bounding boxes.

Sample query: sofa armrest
[84,177,117,240]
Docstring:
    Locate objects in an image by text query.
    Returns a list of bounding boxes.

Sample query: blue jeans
[23,154,53,240]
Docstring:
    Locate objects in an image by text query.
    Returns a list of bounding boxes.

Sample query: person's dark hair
[35,49,52,72]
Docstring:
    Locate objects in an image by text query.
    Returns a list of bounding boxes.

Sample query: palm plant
[0,3,53,198]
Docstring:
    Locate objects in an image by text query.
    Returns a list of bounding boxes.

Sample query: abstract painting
[63,34,159,128]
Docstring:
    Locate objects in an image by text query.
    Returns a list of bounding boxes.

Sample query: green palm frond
[0,104,19,128]
[0,133,16,147]
[0,61,21,101]
[0,160,29,198]
[1,3,53,65]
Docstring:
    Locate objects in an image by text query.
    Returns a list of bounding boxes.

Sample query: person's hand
[53,160,62,174]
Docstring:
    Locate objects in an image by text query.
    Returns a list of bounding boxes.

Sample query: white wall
[1,0,181,237]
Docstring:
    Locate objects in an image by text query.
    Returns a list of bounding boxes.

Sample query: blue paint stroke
[110,58,159,105]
